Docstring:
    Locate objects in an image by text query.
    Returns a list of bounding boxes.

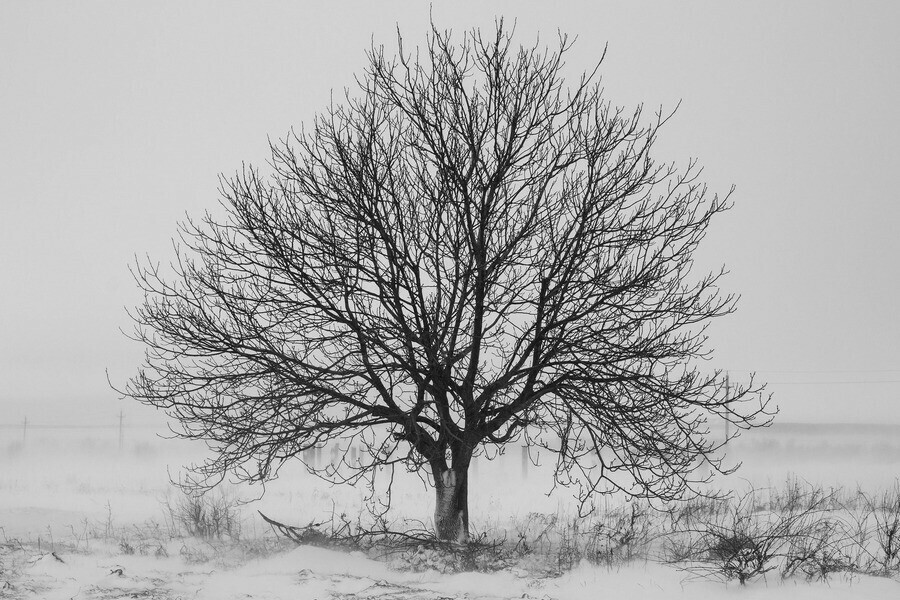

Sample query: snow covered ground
[2,421,899,598]
[4,535,900,599]
[6,542,900,600]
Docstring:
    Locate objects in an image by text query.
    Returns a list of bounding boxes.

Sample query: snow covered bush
[855,481,900,575]
[165,488,242,540]
[672,483,847,584]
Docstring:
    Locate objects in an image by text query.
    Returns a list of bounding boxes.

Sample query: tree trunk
[433,466,469,543]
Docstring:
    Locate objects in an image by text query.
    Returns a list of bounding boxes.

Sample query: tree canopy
[123,22,771,541]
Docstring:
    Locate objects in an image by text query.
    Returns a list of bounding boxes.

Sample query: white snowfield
[4,541,900,599]
[2,422,900,598]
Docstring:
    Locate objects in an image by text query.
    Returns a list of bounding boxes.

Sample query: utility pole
[22,416,27,443]
[724,371,730,446]
[118,410,124,451]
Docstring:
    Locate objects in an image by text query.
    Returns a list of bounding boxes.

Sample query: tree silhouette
[123,22,771,542]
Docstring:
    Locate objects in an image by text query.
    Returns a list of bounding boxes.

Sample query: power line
[765,380,900,386]
[720,368,900,385]
[725,369,900,375]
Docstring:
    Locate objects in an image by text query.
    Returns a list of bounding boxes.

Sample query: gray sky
[2,1,899,426]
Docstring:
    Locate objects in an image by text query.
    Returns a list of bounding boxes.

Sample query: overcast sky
[2,1,899,427]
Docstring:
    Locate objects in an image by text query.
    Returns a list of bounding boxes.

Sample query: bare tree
[122,22,771,543]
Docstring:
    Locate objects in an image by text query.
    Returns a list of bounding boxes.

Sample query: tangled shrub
[856,482,900,575]
[708,532,768,584]
[672,483,845,585]
[587,503,655,565]
[165,488,242,540]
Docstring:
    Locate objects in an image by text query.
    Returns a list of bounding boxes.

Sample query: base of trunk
[434,468,469,543]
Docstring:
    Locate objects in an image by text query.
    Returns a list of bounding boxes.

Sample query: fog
[2,3,900,597]
[2,2,900,427]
